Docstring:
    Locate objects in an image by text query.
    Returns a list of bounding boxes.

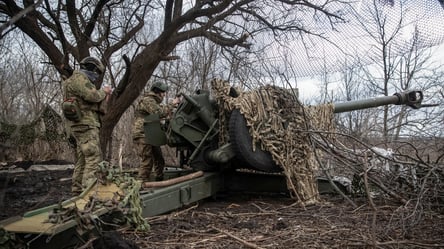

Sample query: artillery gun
[0,84,424,249]
[145,86,423,173]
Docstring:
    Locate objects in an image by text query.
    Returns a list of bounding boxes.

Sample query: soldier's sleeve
[139,97,162,114]
[79,81,106,103]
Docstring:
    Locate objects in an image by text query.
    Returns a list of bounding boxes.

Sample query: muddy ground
[1,164,444,249]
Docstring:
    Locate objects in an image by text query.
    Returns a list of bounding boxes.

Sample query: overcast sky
[281,0,444,100]
[266,0,444,75]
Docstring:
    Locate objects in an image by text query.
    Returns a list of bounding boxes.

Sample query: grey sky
[266,0,444,78]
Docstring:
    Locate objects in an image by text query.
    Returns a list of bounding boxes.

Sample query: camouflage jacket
[62,70,107,129]
[132,92,174,139]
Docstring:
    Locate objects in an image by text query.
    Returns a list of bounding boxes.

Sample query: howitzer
[145,89,424,173]
[1,87,425,249]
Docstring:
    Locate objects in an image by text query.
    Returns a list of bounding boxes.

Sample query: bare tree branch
[0,0,42,38]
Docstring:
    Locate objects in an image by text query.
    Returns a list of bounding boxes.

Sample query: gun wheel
[228,109,281,172]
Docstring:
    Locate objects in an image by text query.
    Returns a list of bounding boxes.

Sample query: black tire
[228,109,281,172]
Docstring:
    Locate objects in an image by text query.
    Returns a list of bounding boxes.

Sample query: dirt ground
[1,164,444,249]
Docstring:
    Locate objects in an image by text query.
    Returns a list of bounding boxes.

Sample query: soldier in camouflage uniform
[132,82,179,181]
[62,57,112,194]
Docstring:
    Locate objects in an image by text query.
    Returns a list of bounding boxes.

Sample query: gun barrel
[181,93,201,109]
[180,92,217,128]
[333,90,423,113]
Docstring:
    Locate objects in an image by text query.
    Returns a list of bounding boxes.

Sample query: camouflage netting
[46,161,148,233]
[212,79,335,205]
[0,106,74,163]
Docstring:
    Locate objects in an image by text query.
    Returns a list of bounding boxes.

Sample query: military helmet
[150,81,169,92]
[80,57,105,74]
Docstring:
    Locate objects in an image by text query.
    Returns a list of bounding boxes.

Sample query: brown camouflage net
[211,79,335,205]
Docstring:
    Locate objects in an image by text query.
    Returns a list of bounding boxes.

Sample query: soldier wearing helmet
[151,81,169,92]
[62,56,112,194]
[80,57,106,76]
[132,81,180,181]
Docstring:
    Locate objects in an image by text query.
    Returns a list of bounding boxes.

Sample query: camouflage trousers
[134,137,165,181]
[71,126,102,193]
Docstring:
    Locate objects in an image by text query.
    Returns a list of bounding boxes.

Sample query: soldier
[132,82,179,182]
[62,57,112,194]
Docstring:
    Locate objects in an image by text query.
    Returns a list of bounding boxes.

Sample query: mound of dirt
[0,165,73,220]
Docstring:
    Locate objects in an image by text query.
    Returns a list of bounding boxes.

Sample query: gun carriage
[0,82,424,249]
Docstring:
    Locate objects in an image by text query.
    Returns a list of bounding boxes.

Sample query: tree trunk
[99,40,175,157]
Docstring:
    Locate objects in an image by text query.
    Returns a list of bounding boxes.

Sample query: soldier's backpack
[62,97,82,122]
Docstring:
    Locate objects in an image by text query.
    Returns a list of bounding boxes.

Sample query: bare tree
[333,62,379,139]
[348,0,443,142]
[0,32,59,123]
[0,0,346,154]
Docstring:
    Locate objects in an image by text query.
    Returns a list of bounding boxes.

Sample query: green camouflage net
[96,161,149,232]
[0,106,73,162]
[0,228,25,249]
[0,106,65,144]
[46,161,149,234]
[212,79,335,205]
